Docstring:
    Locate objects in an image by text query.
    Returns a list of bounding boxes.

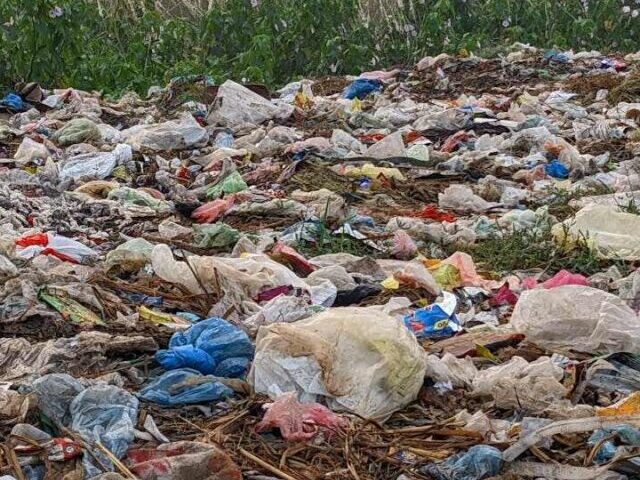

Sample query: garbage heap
[3,45,640,480]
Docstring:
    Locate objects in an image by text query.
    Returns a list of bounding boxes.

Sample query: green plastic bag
[206,171,247,198]
[52,118,101,146]
[193,223,240,249]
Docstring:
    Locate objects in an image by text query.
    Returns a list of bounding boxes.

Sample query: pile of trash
[3,44,640,479]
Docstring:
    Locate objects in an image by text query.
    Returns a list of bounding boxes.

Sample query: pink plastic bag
[255,392,348,442]
[442,252,499,290]
[391,230,417,260]
[524,270,589,290]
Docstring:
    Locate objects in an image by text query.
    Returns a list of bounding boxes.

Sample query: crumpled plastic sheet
[421,445,503,480]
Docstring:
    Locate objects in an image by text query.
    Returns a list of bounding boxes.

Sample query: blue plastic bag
[544,159,569,179]
[342,79,383,100]
[155,317,254,377]
[138,368,233,406]
[421,445,503,480]
[0,93,26,112]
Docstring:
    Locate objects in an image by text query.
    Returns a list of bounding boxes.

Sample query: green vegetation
[456,221,615,276]
[3,0,640,94]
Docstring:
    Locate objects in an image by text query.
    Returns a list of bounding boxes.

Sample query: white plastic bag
[249,306,426,421]
[510,285,640,354]
[553,205,640,260]
[121,113,208,151]
[439,185,498,213]
[59,143,131,182]
[207,80,293,127]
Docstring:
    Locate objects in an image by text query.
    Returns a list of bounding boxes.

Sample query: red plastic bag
[441,131,469,153]
[415,205,456,223]
[191,196,235,224]
[255,392,348,442]
[489,283,519,307]
[269,242,315,276]
[15,232,97,263]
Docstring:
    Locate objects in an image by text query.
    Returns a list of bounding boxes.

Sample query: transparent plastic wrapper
[424,353,478,388]
[510,285,640,354]
[553,205,640,260]
[59,143,131,182]
[380,259,441,295]
[439,185,498,213]
[255,392,348,441]
[206,171,247,198]
[13,137,49,165]
[306,265,356,291]
[52,117,101,146]
[207,80,293,127]
[472,356,566,413]
[244,295,318,332]
[192,223,239,249]
[249,306,427,421]
[391,230,417,260]
[121,113,208,151]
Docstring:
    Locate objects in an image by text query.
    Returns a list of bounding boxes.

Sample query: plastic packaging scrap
[38,289,105,325]
[126,441,242,480]
[249,306,427,421]
[421,445,503,480]
[138,368,234,406]
[403,291,461,339]
[342,78,383,100]
[255,392,348,441]
[510,285,640,354]
[105,237,154,273]
[15,232,97,263]
[553,205,640,261]
[155,317,254,376]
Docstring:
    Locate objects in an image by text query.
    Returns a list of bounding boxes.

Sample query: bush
[2,0,640,94]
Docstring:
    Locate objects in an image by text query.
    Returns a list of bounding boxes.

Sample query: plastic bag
[364,131,406,158]
[155,317,253,376]
[191,197,235,224]
[249,306,427,421]
[192,223,239,249]
[541,269,589,289]
[126,441,241,480]
[52,118,101,146]
[472,356,566,413]
[121,113,208,151]
[105,238,154,273]
[107,186,172,213]
[207,80,293,127]
[13,137,49,165]
[421,445,503,480]
[438,185,498,213]
[545,159,569,179]
[255,392,348,441]
[15,232,97,264]
[138,369,233,406]
[391,230,417,259]
[510,285,640,354]
[60,143,131,182]
[442,252,499,290]
[342,79,383,100]
[553,205,640,260]
[206,171,248,198]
